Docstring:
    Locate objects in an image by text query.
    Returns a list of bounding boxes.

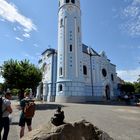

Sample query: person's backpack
[0,97,3,120]
[24,100,36,119]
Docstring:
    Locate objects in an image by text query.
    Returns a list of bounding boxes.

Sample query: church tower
[56,0,85,102]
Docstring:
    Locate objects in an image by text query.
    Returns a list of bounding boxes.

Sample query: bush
[11,88,20,96]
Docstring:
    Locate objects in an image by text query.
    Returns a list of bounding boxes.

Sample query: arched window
[71,0,75,4]
[102,68,107,77]
[111,74,114,81]
[78,26,80,33]
[70,44,72,52]
[66,0,69,3]
[59,67,63,76]
[83,65,87,75]
[58,84,63,92]
[60,19,63,27]
[42,62,46,71]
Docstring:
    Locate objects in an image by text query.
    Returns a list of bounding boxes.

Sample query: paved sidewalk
[7,100,140,140]
[8,100,20,139]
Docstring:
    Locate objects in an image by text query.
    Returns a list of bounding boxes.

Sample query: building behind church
[36,0,120,102]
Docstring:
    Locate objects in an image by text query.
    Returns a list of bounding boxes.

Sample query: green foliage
[0,83,3,90]
[120,82,135,94]
[137,75,140,83]
[0,83,7,92]
[1,59,42,94]
[134,82,140,94]
[120,79,140,94]
[0,83,3,93]
[24,88,31,94]
[11,88,20,96]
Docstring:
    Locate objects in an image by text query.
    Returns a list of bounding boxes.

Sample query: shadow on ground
[35,103,66,110]
[11,122,19,125]
[15,103,67,111]
[85,101,137,107]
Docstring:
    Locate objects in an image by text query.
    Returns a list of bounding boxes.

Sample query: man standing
[19,91,35,138]
[0,92,13,140]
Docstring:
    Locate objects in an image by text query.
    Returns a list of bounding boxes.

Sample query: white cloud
[33,44,39,47]
[35,52,40,55]
[117,67,140,82]
[121,0,140,36]
[13,27,16,31]
[23,53,37,60]
[23,33,30,38]
[0,0,36,33]
[15,37,23,42]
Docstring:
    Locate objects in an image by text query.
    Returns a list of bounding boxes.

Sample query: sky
[0,0,140,83]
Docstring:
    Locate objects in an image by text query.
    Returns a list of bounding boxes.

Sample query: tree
[134,82,140,94]
[1,59,42,99]
[0,83,3,93]
[133,75,140,94]
[137,75,140,83]
[120,82,135,94]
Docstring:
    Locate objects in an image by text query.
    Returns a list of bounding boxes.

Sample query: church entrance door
[105,85,110,100]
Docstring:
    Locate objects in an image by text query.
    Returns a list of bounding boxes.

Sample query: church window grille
[70,44,72,52]
[59,67,63,76]
[71,0,75,4]
[83,65,87,75]
[66,0,70,3]
[58,84,63,92]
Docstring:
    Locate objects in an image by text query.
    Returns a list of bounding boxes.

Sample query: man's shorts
[19,117,32,127]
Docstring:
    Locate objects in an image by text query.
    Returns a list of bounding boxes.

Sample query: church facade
[36,0,119,102]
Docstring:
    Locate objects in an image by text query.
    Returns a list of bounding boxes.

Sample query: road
[7,100,140,140]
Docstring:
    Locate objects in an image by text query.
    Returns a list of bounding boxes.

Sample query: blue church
[36,0,120,103]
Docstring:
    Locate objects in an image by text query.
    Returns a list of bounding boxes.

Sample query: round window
[102,68,107,77]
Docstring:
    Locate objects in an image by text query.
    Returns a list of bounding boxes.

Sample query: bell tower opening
[71,0,75,4]
[66,0,70,3]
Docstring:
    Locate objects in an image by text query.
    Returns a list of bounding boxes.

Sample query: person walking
[19,91,35,138]
[0,92,13,140]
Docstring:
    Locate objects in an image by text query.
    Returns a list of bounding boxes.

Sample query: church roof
[82,44,116,66]
[38,59,42,64]
[82,44,100,56]
[41,48,56,56]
